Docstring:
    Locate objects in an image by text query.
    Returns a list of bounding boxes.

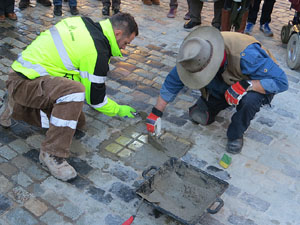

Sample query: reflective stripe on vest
[91,95,108,109]
[17,55,49,76]
[80,71,106,83]
[40,110,50,128]
[56,92,85,104]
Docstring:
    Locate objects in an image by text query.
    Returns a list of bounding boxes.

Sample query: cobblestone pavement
[0,0,300,224]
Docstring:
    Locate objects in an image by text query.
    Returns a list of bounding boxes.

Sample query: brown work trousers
[6,72,85,158]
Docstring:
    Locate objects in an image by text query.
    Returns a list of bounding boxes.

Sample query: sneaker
[54,5,62,16]
[0,93,14,128]
[244,22,254,35]
[37,0,52,7]
[167,8,177,18]
[70,6,79,15]
[184,20,201,29]
[260,23,273,37]
[226,138,243,154]
[19,0,30,10]
[102,6,109,16]
[39,151,77,181]
[184,12,190,20]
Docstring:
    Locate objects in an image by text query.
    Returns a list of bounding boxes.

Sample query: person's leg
[212,0,225,29]
[19,0,30,10]
[0,1,5,21]
[69,0,79,15]
[260,0,275,25]
[167,0,178,18]
[221,0,233,31]
[247,0,261,24]
[53,0,62,16]
[102,0,111,16]
[112,0,121,14]
[184,0,191,20]
[184,0,203,29]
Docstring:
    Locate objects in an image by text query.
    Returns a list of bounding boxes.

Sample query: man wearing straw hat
[146,26,288,154]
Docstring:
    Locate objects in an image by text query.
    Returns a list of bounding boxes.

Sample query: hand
[117,105,136,118]
[225,80,252,106]
[146,107,163,135]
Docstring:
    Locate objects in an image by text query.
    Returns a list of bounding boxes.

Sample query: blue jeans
[198,90,273,140]
[54,0,77,7]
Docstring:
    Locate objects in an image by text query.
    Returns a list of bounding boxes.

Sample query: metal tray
[136,158,229,225]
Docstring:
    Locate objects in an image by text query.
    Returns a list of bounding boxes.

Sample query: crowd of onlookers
[0,0,297,39]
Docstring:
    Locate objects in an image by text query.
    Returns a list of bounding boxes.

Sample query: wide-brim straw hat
[176,26,225,89]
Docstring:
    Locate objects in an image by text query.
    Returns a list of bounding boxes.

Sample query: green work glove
[117,105,136,118]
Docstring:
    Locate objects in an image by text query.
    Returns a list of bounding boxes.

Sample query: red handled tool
[122,199,144,225]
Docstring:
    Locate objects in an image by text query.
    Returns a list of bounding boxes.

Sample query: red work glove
[146,107,163,135]
[225,80,252,106]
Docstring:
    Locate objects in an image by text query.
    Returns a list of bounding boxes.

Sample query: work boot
[112,6,120,15]
[102,6,110,16]
[189,101,215,126]
[70,6,79,15]
[184,20,201,29]
[54,5,62,16]
[0,93,14,128]
[39,151,77,181]
[167,8,177,18]
[236,11,249,33]
[142,0,152,5]
[244,22,254,35]
[226,138,243,154]
[152,0,160,5]
[37,0,52,6]
[0,15,5,22]
[19,0,30,10]
[6,13,18,21]
[260,23,273,37]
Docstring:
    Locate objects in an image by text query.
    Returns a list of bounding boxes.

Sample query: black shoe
[19,0,30,10]
[112,8,120,15]
[102,6,109,16]
[37,0,52,7]
[226,138,243,154]
[70,6,79,15]
[184,20,201,29]
[54,5,62,16]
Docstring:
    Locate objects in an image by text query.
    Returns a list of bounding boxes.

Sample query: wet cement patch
[99,121,192,171]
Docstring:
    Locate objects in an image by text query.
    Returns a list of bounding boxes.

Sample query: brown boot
[6,13,17,21]
[236,10,249,33]
[152,0,160,5]
[221,9,231,31]
[142,0,152,5]
[0,15,5,22]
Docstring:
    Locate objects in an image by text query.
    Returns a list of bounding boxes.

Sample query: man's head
[110,13,139,50]
[176,26,225,89]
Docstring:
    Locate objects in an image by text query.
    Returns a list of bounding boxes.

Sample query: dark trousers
[170,0,191,10]
[0,0,15,15]
[199,91,273,140]
[102,0,120,9]
[247,0,276,25]
[190,0,225,29]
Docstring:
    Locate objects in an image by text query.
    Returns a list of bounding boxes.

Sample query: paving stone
[225,184,241,197]
[165,115,188,127]
[274,108,296,119]
[12,172,33,188]
[137,85,160,97]
[10,123,35,139]
[128,140,144,151]
[11,155,32,170]
[57,201,82,220]
[41,192,66,207]
[0,162,18,177]
[87,186,113,204]
[24,197,48,217]
[8,139,31,154]
[239,192,270,212]
[25,135,44,149]
[227,214,258,225]
[105,143,123,154]
[67,157,93,176]
[115,136,132,146]
[245,128,273,145]
[74,129,86,140]
[22,149,40,163]
[0,128,17,144]
[0,146,17,160]
[0,175,13,193]
[109,182,136,203]
[117,148,134,158]
[256,116,275,127]
[104,214,124,225]
[8,186,31,204]
[6,208,38,225]
[114,62,136,72]
[30,184,45,197]
[0,194,12,216]
[67,176,91,190]
[25,164,49,181]
[110,164,138,182]
[40,210,64,225]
